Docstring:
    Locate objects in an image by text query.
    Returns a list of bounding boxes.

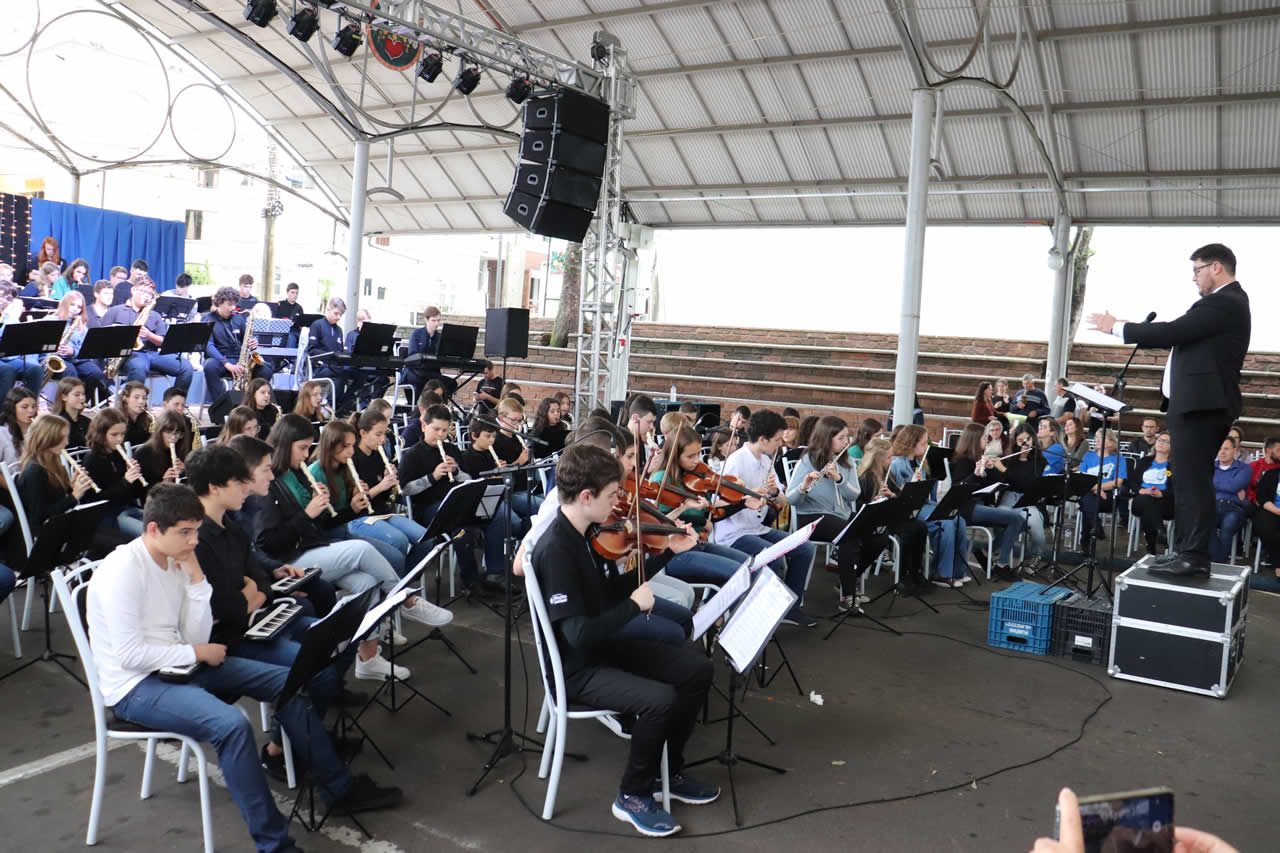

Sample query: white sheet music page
[747,520,818,572]
[690,562,752,642]
[717,570,799,673]
[353,588,410,644]
[388,541,448,599]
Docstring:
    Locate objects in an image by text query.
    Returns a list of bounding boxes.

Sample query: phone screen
[1059,788,1174,853]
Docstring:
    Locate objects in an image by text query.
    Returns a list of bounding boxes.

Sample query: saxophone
[230,314,263,392]
[105,298,155,379]
[41,320,77,386]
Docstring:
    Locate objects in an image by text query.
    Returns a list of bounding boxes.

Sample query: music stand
[823,499,911,640]
[0,499,111,685]
[158,322,212,355]
[75,284,96,306]
[154,295,197,322]
[0,318,63,358]
[195,296,213,314]
[1043,472,1103,595]
[78,325,141,362]
[350,322,397,357]
[1013,474,1067,568]
[294,313,323,334]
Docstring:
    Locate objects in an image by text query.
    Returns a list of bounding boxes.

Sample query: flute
[63,451,101,493]
[299,465,337,517]
[346,458,368,506]
[169,441,179,472]
[377,446,400,500]
[433,440,455,482]
[117,444,146,487]
[489,444,502,467]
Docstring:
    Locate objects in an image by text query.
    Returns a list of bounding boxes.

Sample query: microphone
[1143,311,1157,323]
[1112,312,1156,398]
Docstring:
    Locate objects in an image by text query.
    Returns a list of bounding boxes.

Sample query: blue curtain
[30,199,185,292]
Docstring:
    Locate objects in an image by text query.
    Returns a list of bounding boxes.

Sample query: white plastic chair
[966,525,995,579]
[50,564,216,853]
[525,555,669,821]
[4,462,39,633]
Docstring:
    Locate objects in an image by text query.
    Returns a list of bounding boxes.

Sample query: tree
[1065,225,1096,352]
[550,241,582,348]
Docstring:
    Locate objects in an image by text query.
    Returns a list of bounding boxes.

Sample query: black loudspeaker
[485,307,530,359]
[503,191,595,243]
[518,130,607,175]
[523,90,610,142]
[513,162,601,210]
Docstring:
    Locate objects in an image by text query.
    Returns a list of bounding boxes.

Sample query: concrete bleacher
[434,316,1280,437]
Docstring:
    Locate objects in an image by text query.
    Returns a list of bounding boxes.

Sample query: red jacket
[1248,459,1280,502]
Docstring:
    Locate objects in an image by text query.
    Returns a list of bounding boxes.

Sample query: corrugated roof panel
[1218,178,1280,219]
[704,197,759,223]
[397,155,467,198]
[924,190,965,221]
[649,6,738,67]
[755,63,820,118]
[1068,111,1146,174]
[774,127,842,182]
[1048,0,1126,30]
[816,194,857,222]
[626,136,696,185]
[825,123,899,179]
[720,131,793,183]
[1147,105,1216,172]
[855,53,914,115]
[1132,0,1214,21]
[1138,28,1215,100]
[941,115,1015,176]
[444,203,485,230]
[1221,18,1280,93]
[518,0,593,25]
[1056,35,1137,103]
[797,58,879,120]
[1003,111,1064,177]
[704,2,766,62]
[830,0,900,49]
[851,189,905,221]
[1150,184,1217,219]
[1221,102,1280,170]
[595,16,683,69]
[634,76,710,128]
[627,84,665,132]
[733,0,791,57]
[471,201,510,230]
[749,195,809,222]
[958,183,1024,221]
[739,65,807,123]
[628,200,670,224]
[688,70,772,126]
[1075,185,1149,218]
[671,135,747,185]
[768,0,849,55]
[909,0,988,43]
[657,198,720,224]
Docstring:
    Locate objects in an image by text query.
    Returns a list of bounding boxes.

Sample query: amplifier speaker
[518,130,607,175]
[512,162,601,210]
[484,307,530,360]
[503,191,595,243]
[523,90,610,142]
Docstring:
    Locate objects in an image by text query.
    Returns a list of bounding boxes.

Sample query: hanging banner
[367,0,423,71]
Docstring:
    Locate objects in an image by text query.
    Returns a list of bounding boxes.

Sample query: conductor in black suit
[1088,243,1251,578]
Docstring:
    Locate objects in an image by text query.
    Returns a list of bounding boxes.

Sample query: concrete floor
[0,570,1275,853]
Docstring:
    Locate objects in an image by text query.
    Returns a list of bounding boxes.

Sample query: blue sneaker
[654,772,721,805]
[612,794,682,837]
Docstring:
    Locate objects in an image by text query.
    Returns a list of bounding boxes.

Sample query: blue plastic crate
[988,582,1072,654]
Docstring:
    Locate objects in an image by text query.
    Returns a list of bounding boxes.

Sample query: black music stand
[0,499,111,686]
[78,325,140,362]
[154,295,197,322]
[280,589,375,836]
[195,296,213,315]
[158,322,212,355]
[823,499,909,640]
[1042,472,1102,594]
[1012,473,1067,570]
[0,318,63,359]
[294,313,323,335]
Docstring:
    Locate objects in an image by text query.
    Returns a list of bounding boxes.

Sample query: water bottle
[669,384,677,401]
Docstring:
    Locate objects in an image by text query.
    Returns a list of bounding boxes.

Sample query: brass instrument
[62,451,101,494]
[300,465,337,517]
[377,446,400,501]
[432,440,455,482]
[117,444,147,487]
[230,315,263,393]
[42,320,78,386]
[105,296,155,379]
[346,458,368,506]
[186,411,203,449]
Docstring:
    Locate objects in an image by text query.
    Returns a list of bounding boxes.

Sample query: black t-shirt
[351,446,396,515]
[475,376,503,414]
[399,438,467,516]
[1255,467,1280,508]
[60,412,91,449]
[458,447,501,480]
[492,431,528,490]
[533,422,568,458]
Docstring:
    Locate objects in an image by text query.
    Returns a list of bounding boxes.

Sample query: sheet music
[389,540,448,599]
[1068,382,1127,413]
[747,520,817,572]
[833,505,865,545]
[353,588,410,644]
[974,482,1001,495]
[690,562,751,641]
[717,570,798,673]
[307,589,367,655]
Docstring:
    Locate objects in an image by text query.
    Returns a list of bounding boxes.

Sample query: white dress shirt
[86,538,213,706]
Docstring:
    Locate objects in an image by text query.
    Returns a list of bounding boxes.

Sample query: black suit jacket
[1122,281,1250,418]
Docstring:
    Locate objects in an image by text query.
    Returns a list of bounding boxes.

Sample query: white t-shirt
[711,444,773,547]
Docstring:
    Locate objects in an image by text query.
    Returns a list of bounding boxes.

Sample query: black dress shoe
[1146,552,1180,566]
[1148,556,1211,579]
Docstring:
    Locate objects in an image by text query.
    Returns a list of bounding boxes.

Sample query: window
[184,210,204,241]
[376,287,386,301]
[363,277,372,296]
[196,168,219,188]
[410,311,424,326]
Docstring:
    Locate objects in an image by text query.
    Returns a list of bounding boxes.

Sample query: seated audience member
[83,408,146,539]
[950,423,1027,579]
[1228,424,1247,462]
[1049,377,1077,424]
[531,441,717,837]
[52,376,92,448]
[1077,430,1127,554]
[1247,436,1280,502]
[714,410,818,626]
[87,483,403,853]
[532,396,569,458]
[1037,417,1067,474]
[1130,416,1160,457]
[971,382,997,425]
[116,380,154,448]
[1211,435,1251,562]
[995,424,1053,574]
[889,425,971,588]
[1252,461,1280,576]
[216,406,260,444]
[1061,416,1088,470]
[982,417,1010,457]
[1010,373,1049,424]
[242,377,282,434]
[16,414,97,531]
[1084,383,1118,434]
[134,410,191,490]
[1130,432,1174,554]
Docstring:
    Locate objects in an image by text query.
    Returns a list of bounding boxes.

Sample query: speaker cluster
[503,89,610,243]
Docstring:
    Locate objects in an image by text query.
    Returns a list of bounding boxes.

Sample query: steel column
[344,140,370,335]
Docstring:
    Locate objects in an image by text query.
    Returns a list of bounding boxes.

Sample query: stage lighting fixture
[286,7,319,42]
[506,76,532,104]
[244,0,277,27]
[454,66,481,96]
[417,51,443,83]
[332,21,362,57]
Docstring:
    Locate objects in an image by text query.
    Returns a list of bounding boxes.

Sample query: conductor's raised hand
[1087,309,1119,335]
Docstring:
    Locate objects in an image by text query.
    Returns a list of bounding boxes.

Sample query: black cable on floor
[502,610,1113,840]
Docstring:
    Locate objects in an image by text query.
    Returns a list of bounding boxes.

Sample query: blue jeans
[0,356,42,400]
[69,358,109,401]
[0,562,13,602]
[920,506,969,579]
[999,492,1049,558]
[297,539,399,598]
[664,542,749,586]
[112,656,351,853]
[969,504,1027,565]
[118,351,193,393]
[345,516,432,574]
[111,507,144,539]
[204,358,273,404]
[1211,501,1248,562]
[727,528,816,603]
[617,597,692,646]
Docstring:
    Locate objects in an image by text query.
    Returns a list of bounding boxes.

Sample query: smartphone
[1057,787,1174,853]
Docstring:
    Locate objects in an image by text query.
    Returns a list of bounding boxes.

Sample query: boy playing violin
[530,441,718,837]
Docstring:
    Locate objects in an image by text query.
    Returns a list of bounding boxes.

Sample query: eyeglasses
[1192,263,1213,276]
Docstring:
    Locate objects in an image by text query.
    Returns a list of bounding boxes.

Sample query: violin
[590,516,687,561]
[679,460,767,503]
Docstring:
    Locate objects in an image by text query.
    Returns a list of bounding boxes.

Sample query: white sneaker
[355,652,410,681]
[956,575,974,586]
[384,625,408,646]
[401,597,453,628]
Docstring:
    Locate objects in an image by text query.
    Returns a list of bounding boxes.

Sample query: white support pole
[69,173,81,205]
[1045,212,1072,387]
[893,87,936,431]
[344,140,370,335]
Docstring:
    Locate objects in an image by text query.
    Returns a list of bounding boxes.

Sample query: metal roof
[109,0,1280,233]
